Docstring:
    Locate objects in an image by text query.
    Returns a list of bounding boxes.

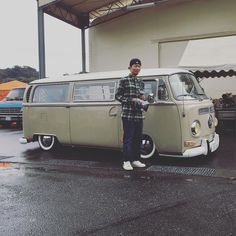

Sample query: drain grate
[147,165,216,177]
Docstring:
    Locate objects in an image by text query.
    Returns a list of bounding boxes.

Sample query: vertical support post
[37,3,46,78]
[81,27,86,73]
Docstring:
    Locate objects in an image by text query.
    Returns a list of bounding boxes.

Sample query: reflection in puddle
[0,162,12,168]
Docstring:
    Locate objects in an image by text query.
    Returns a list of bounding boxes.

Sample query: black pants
[122,118,143,162]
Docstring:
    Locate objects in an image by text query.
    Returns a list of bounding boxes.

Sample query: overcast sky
[0,0,85,77]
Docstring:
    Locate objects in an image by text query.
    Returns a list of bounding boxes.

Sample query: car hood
[0,101,23,107]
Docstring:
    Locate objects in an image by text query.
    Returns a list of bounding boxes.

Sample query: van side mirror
[158,86,168,101]
[147,93,155,104]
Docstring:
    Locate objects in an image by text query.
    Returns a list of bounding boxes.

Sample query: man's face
[130,64,141,76]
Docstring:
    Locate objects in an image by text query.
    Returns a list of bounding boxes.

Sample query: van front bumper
[182,133,219,158]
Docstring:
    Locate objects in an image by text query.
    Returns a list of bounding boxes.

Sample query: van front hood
[181,100,216,138]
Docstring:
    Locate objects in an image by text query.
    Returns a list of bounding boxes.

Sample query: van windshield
[169,73,207,100]
[5,88,25,101]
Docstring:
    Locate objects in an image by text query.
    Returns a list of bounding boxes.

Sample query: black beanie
[129,58,141,67]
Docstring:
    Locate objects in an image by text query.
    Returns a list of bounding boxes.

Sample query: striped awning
[178,36,236,78]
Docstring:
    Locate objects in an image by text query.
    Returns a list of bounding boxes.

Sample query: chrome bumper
[183,133,219,158]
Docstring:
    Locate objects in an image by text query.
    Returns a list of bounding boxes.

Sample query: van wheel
[141,135,156,159]
[38,135,56,151]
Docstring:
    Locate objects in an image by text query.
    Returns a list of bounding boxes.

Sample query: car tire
[140,134,156,159]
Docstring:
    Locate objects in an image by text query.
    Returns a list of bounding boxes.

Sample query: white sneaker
[132,161,146,168]
[123,161,133,171]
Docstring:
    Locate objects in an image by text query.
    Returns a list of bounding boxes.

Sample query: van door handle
[65,105,70,108]
[109,106,117,117]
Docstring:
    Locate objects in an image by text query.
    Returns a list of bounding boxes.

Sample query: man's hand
[131,98,149,112]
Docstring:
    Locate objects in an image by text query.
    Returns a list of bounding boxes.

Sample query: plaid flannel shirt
[115,74,145,121]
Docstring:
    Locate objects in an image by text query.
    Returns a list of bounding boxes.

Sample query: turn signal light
[184,140,196,148]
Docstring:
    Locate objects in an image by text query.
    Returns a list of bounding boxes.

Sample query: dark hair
[129,58,141,67]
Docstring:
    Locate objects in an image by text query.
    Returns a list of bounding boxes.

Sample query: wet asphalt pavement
[0,125,236,235]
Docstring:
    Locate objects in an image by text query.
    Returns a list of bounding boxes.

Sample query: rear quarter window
[32,84,69,103]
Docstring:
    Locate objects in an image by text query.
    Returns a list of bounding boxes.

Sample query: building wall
[89,0,236,72]
[200,77,236,99]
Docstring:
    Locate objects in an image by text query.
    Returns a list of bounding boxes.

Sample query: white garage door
[159,40,188,68]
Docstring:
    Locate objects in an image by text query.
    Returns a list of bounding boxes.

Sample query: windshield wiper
[176,94,194,98]
[5,97,22,101]
[177,93,204,101]
[193,92,204,95]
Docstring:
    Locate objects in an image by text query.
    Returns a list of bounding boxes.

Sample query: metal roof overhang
[36,0,195,78]
[37,0,194,29]
[179,36,236,78]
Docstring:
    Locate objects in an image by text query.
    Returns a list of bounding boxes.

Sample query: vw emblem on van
[208,114,213,128]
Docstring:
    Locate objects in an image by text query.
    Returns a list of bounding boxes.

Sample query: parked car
[0,87,26,127]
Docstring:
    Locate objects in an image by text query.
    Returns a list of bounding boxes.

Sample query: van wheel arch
[140,134,156,159]
[38,134,59,151]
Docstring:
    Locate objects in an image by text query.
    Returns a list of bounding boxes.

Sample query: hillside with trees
[0,65,39,84]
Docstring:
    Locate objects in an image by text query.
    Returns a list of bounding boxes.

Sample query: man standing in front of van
[115,58,146,171]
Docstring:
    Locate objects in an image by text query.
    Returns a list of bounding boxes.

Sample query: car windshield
[6,88,25,101]
[169,73,207,100]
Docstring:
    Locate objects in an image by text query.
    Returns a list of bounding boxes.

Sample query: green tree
[0,65,39,83]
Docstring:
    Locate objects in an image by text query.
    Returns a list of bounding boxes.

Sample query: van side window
[144,80,157,98]
[32,84,69,103]
[157,79,169,101]
[73,82,116,102]
[144,78,169,101]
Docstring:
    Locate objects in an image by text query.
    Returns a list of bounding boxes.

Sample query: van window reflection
[157,79,168,100]
[6,88,25,101]
[73,82,116,102]
[144,80,156,98]
[143,79,168,101]
[32,84,69,103]
[169,73,207,100]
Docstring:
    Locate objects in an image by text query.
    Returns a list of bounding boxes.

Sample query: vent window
[26,86,33,103]
[32,84,69,103]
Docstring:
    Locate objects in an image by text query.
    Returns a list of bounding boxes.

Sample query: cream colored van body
[20,69,219,158]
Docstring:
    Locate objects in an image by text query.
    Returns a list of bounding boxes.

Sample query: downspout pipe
[37,1,46,79]
[81,27,87,73]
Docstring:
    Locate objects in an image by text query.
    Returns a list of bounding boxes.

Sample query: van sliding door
[70,81,120,148]
[29,83,71,144]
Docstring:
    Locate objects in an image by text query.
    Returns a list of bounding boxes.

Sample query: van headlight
[191,120,201,137]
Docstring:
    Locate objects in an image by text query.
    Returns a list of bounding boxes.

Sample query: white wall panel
[159,41,188,68]
[89,0,236,72]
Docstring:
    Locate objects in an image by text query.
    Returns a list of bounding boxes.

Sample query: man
[115,58,147,171]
